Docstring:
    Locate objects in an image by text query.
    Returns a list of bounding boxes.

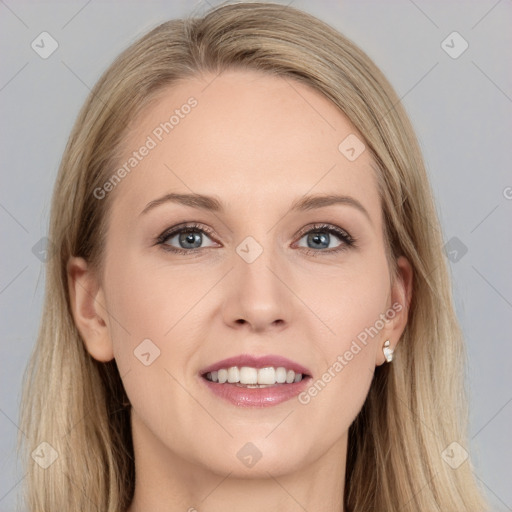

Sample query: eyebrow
[140,192,372,223]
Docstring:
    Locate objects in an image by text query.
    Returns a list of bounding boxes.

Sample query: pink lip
[199,353,312,408]
[201,376,311,408]
[199,354,311,376]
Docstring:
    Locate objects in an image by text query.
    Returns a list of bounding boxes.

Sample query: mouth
[202,366,310,387]
[199,354,312,407]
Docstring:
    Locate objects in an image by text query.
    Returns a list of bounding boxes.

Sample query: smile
[204,366,305,386]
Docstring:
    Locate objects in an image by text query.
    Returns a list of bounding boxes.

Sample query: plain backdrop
[1,1,511,510]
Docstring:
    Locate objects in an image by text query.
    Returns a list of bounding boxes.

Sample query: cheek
[103,249,207,342]
[101,248,213,387]
[299,251,390,416]
[310,251,391,353]
[101,254,205,439]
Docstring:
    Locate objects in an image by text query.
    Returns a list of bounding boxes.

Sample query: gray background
[1,1,511,510]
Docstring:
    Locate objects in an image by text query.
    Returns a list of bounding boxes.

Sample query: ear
[375,255,413,366]
[67,256,114,362]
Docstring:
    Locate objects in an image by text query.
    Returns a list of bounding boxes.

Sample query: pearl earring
[383,340,394,363]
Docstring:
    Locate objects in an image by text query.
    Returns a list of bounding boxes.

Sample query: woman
[18,2,488,511]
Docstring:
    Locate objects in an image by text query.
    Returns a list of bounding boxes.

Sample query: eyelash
[155,222,357,256]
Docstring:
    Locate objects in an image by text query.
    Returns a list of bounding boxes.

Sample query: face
[70,70,411,479]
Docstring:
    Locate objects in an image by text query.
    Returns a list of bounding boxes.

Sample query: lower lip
[201,376,311,407]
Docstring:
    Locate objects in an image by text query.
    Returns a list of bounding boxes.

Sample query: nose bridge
[234,230,281,292]
[229,200,280,270]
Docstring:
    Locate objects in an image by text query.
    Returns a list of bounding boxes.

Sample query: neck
[125,410,347,512]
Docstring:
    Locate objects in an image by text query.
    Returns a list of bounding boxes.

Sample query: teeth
[258,367,276,385]
[276,367,287,383]
[227,367,239,383]
[205,366,305,385]
[239,366,258,384]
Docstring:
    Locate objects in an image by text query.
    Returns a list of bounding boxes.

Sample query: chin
[192,436,311,478]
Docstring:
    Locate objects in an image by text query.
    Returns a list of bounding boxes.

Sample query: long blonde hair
[19,2,488,510]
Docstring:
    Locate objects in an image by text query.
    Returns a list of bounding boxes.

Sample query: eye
[155,222,356,256]
[156,222,218,254]
[294,223,356,255]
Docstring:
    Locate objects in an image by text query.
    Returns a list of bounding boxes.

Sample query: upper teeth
[205,366,303,385]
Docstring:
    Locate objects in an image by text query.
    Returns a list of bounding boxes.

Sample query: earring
[383,340,394,363]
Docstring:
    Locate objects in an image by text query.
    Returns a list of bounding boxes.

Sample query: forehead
[110,69,380,221]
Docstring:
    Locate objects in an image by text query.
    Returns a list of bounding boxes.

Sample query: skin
[68,70,412,512]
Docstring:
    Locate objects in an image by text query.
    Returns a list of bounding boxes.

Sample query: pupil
[181,231,201,248]
[310,232,328,249]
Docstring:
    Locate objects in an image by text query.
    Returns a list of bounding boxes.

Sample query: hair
[18,2,488,511]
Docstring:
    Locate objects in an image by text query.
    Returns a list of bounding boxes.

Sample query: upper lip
[200,354,311,376]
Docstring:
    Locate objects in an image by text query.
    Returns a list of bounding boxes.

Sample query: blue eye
[156,222,217,254]
[156,222,356,255]
[294,223,355,256]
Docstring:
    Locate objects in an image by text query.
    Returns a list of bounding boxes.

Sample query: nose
[221,237,294,333]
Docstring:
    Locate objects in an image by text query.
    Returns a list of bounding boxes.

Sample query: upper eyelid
[158,222,216,240]
[296,223,351,238]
